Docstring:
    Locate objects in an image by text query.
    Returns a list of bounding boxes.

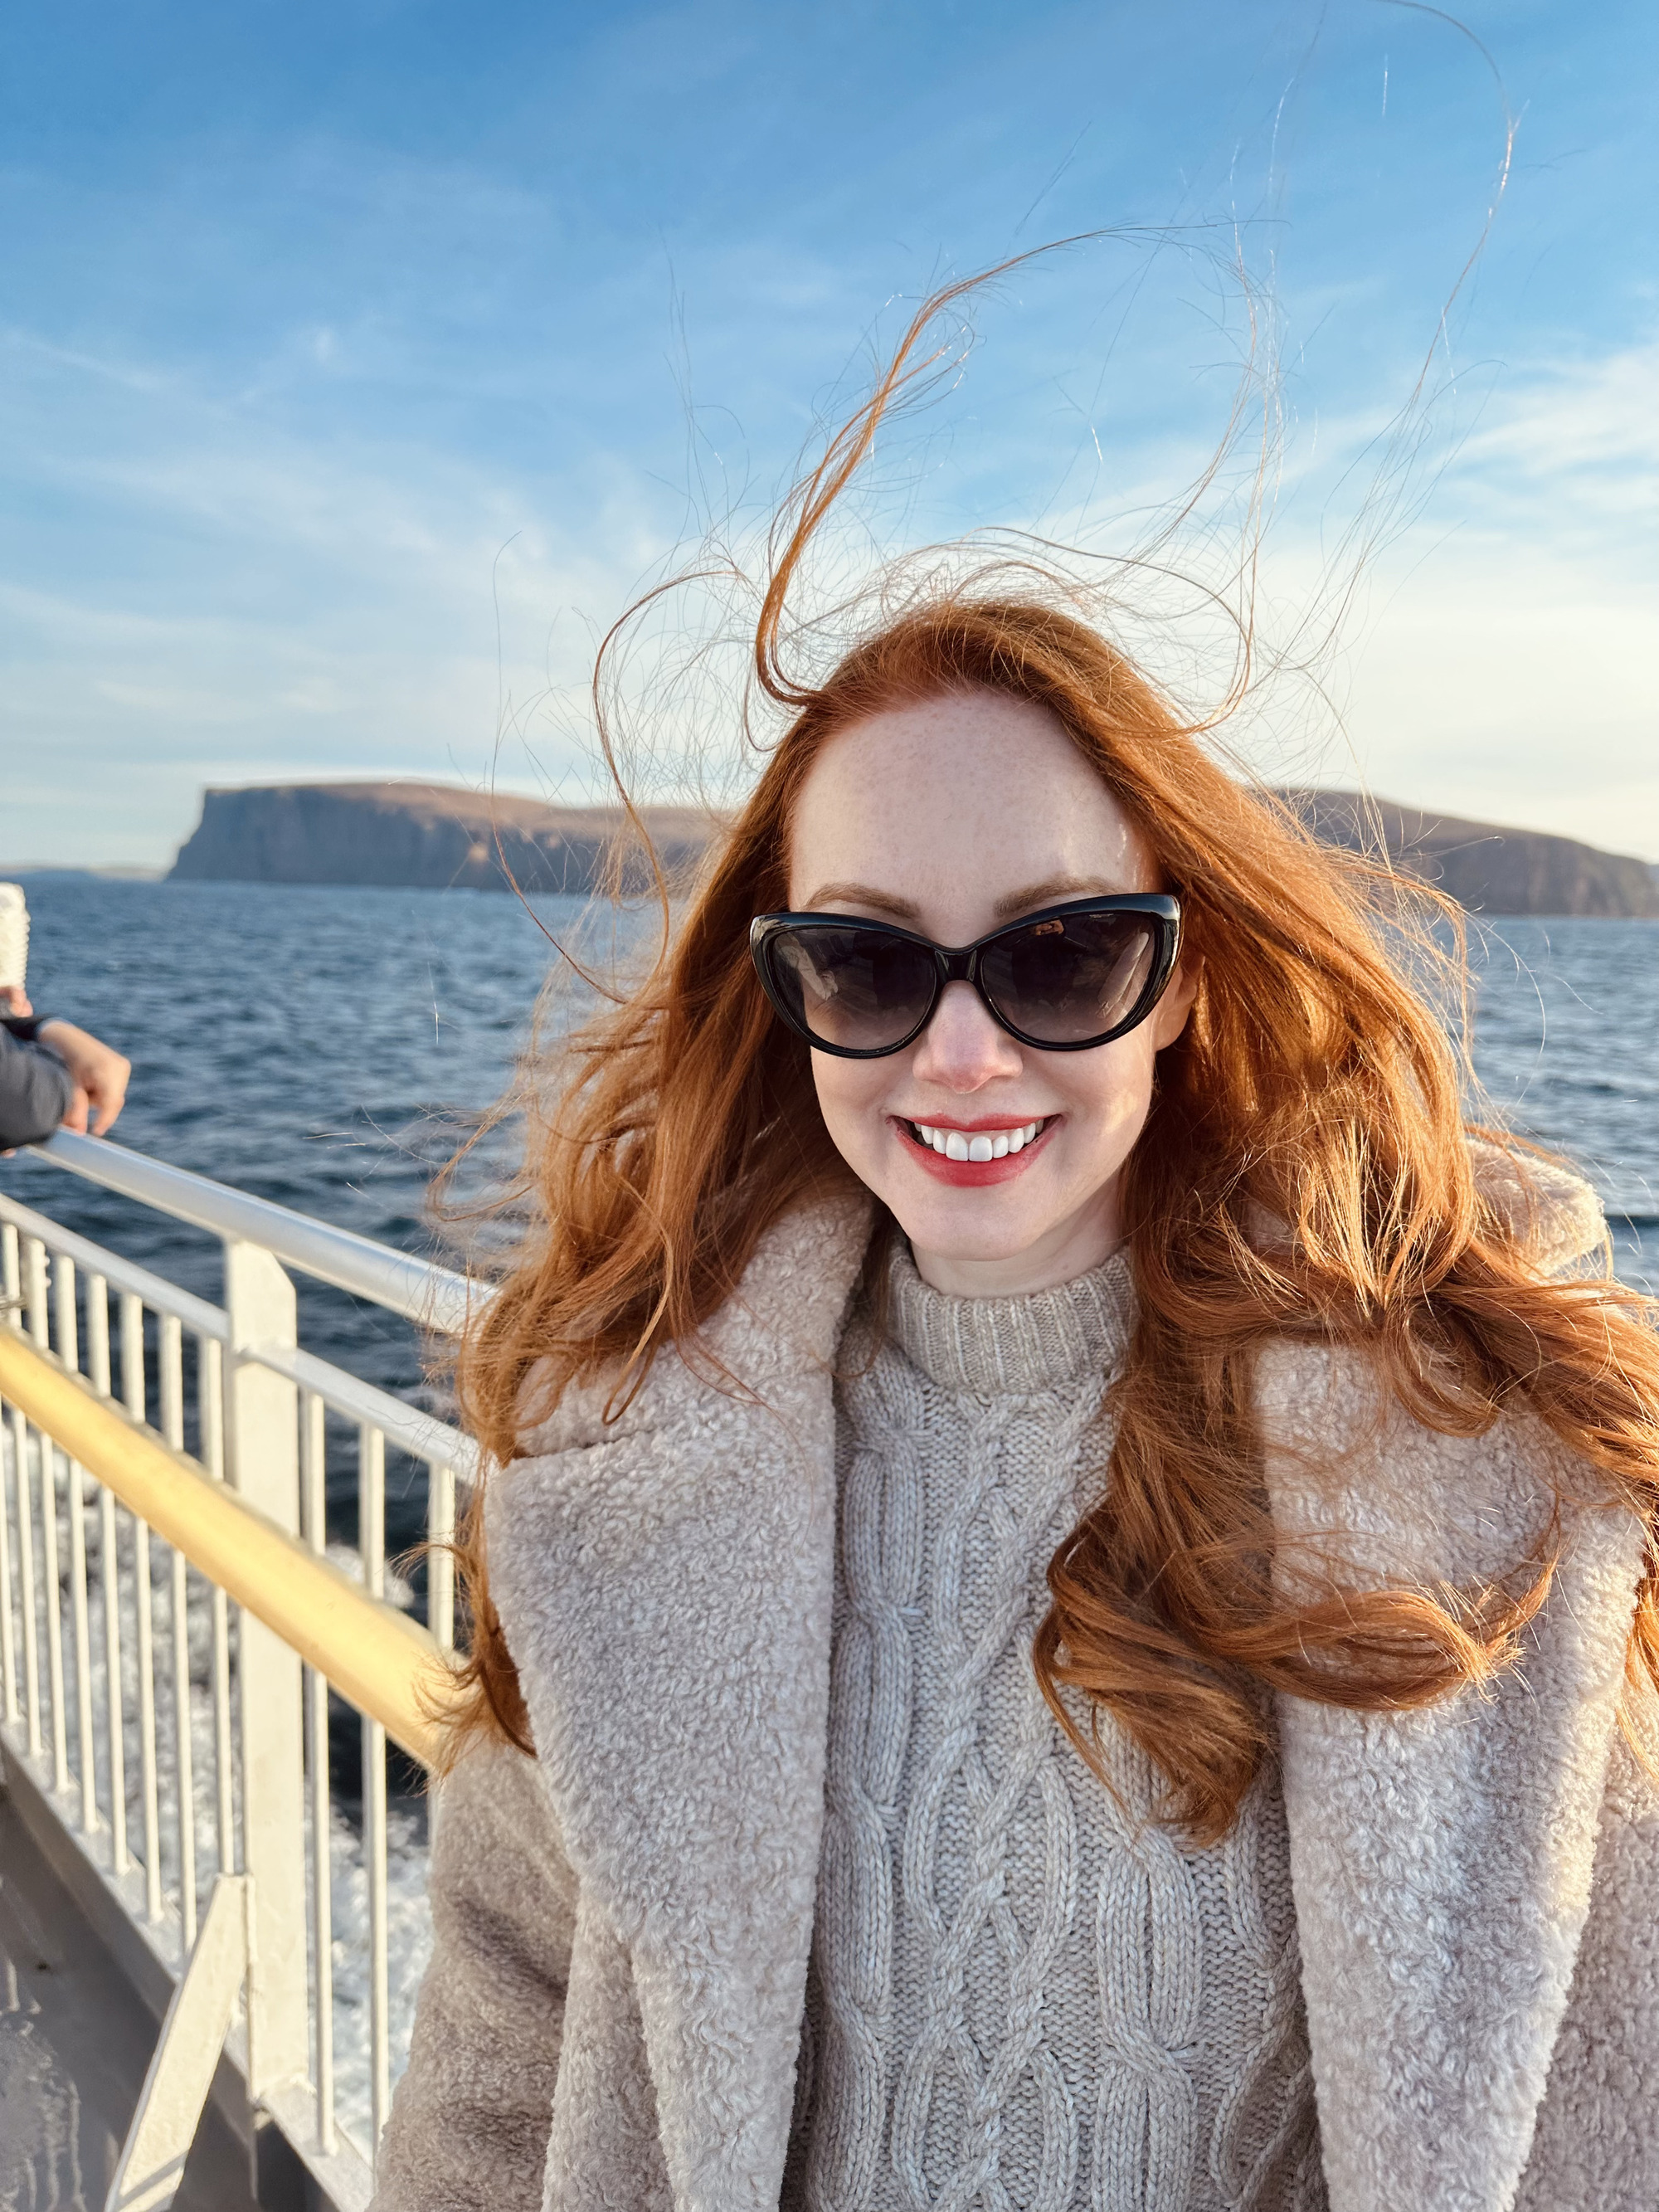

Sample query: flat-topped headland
[168,781,718,897]
[168,780,1659,918]
[1278,789,1659,920]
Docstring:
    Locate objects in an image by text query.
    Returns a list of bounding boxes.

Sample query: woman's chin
[883,1192,1071,1270]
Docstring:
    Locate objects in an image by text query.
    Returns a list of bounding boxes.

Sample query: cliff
[169,780,1659,918]
[168,782,719,895]
[1277,790,1659,918]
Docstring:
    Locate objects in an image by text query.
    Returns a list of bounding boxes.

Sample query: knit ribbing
[883,1240,1138,1395]
[792,1242,1323,2212]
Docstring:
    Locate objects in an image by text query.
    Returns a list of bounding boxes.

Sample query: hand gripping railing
[0,1138,484,2210]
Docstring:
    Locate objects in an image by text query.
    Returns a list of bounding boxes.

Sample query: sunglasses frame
[749,893,1184,1060]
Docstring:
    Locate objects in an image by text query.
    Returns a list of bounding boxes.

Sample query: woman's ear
[1153,957,1200,1050]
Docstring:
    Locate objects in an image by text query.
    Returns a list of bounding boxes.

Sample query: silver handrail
[32,1130,478,1334]
[250,1335,479,1488]
[0,1187,478,1483]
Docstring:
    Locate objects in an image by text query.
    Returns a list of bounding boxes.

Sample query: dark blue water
[1460,917,1657,1255]
[5,880,1656,1571]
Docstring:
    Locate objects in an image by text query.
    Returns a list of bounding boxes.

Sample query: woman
[376,383,1659,2212]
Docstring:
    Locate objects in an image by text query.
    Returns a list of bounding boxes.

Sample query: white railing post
[222,1239,310,2124]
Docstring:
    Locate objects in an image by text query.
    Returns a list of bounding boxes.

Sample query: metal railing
[0,1131,484,2208]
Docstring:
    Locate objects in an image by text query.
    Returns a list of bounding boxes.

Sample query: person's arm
[373,1734,577,2211]
[0,1022,74,1150]
[33,1019,130,1136]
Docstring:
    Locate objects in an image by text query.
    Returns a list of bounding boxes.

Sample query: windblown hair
[440,295,1659,1844]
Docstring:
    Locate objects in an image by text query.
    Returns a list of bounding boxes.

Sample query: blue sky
[3,0,1655,865]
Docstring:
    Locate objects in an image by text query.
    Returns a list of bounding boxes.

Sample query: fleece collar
[486,1191,874,2212]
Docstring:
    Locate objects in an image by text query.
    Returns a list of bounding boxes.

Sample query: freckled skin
[788,689,1195,1298]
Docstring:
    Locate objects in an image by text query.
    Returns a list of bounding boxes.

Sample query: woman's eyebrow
[991,875,1130,919]
[797,875,1137,923]
[797,882,921,919]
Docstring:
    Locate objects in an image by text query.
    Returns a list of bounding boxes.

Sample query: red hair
[438,296,1659,1843]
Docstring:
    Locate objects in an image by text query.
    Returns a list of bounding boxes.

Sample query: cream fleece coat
[377,1157,1659,2212]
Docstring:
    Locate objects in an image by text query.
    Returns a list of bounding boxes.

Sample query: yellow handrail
[0,1331,455,1768]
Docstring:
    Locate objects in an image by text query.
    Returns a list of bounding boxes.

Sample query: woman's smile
[892,1110,1059,1183]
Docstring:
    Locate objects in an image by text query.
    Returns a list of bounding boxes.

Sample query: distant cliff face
[1277,790,1659,918]
[168,783,718,895]
[169,779,1659,918]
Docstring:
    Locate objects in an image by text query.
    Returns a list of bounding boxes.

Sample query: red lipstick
[893,1114,1058,1186]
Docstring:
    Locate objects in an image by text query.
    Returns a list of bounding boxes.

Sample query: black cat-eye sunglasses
[749,893,1183,1060]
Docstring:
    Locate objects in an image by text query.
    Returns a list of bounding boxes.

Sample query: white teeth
[908,1117,1046,1158]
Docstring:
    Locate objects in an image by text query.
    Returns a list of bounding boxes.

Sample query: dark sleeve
[0,1026,71,1148]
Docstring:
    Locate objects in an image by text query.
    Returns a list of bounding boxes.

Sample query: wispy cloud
[1232,341,1659,853]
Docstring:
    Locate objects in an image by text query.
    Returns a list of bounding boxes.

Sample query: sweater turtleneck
[786,1235,1324,2212]
[882,1235,1137,1396]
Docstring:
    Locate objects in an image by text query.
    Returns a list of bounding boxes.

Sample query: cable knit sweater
[787,1244,1322,2212]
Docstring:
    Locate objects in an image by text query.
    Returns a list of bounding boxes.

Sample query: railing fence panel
[1,1146,475,2201]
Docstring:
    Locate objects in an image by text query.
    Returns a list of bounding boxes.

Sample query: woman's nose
[909,980,1024,1089]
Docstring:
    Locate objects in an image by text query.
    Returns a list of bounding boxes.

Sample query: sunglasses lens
[980,910,1160,1044]
[766,925,936,1052]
